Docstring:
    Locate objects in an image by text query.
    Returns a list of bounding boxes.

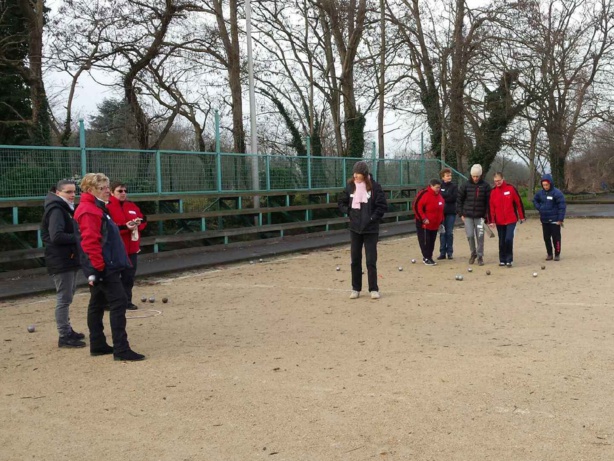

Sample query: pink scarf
[352,181,369,209]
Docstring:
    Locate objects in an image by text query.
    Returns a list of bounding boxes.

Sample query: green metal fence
[0,145,467,201]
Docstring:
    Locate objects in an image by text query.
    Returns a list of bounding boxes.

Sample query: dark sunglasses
[116,189,128,193]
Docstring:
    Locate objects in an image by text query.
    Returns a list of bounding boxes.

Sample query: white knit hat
[470,164,483,176]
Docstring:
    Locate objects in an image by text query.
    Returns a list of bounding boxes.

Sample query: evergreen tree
[0,0,31,145]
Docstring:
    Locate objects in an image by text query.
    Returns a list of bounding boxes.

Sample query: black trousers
[542,223,562,256]
[121,253,138,304]
[416,224,438,260]
[88,271,130,353]
[350,231,379,292]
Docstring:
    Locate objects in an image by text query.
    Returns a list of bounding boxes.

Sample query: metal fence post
[215,110,222,192]
[265,154,271,190]
[155,150,162,194]
[79,119,86,177]
[306,135,312,189]
[372,141,377,181]
[420,131,425,186]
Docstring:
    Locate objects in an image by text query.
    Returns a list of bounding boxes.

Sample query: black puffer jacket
[457,179,491,220]
[440,181,458,215]
[40,192,81,275]
[338,179,388,234]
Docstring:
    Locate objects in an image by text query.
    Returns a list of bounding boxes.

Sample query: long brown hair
[347,174,373,192]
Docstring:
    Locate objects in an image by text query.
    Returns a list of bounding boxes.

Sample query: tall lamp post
[245,0,259,208]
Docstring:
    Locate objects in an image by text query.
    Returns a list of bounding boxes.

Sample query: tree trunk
[447,0,466,171]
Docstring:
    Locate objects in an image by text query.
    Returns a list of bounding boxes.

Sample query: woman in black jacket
[41,180,85,348]
[338,161,388,299]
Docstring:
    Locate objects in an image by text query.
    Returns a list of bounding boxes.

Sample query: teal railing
[0,145,466,202]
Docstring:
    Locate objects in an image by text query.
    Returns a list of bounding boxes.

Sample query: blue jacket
[533,174,566,223]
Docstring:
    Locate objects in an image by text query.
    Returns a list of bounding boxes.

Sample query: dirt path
[1,219,613,461]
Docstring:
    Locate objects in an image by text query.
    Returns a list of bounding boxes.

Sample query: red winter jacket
[74,193,131,275]
[107,196,147,255]
[412,187,445,231]
[489,181,525,225]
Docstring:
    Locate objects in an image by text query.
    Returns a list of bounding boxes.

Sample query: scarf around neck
[352,181,369,209]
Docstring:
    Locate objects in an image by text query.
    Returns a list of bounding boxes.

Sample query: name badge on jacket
[547,196,553,200]
[503,191,511,196]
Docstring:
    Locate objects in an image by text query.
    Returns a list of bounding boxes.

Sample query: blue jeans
[51,269,79,337]
[439,214,456,257]
[496,223,517,264]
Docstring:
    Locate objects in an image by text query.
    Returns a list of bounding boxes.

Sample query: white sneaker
[370,291,380,299]
[349,290,360,299]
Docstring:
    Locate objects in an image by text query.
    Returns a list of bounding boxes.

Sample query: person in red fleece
[489,172,526,267]
[75,173,145,361]
[412,179,445,266]
[107,181,147,311]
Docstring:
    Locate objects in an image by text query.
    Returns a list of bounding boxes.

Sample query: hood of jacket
[541,174,554,188]
[44,191,73,213]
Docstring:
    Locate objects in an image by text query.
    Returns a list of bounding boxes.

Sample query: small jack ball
[149,297,155,303]
[532,272,538,277]
[411,259,416,264]
[27,324,36,333]
[162,297,168,303]
[541,265,546,270]
[486,270,491,275]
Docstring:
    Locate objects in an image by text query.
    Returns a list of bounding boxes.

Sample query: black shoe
[114,349,146,361]
[447,255,453,260]
[424,259,437,266]
[469,255,476,265]
[90,344,114,356]
[545,255,553,261]
[554,255,560,261]
[478,257,484,266]
[127,303,138,311]
[69,329,85,340]
[437,254,446,260]
[58,335,86,348]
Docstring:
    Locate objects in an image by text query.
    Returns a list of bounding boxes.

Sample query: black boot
[90,344,114,356]
[114,349,146,361]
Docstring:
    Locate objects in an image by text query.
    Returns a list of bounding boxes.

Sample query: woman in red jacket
[489,172,525,267]
[412,179,445,266]
[107,182,147,310]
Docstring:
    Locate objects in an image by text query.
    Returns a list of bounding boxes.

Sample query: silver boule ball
[458,275,464,281]
[398,266,403,271]
[149,297,155,303]
[532,272,538,277]
[541,265,546,270]
[467,267,473,272]
[411,259,416,264]
[27,324,36,333]
[336,266,340,271]
[259,258,263,262]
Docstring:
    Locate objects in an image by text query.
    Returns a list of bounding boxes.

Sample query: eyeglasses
[116,189,127,193]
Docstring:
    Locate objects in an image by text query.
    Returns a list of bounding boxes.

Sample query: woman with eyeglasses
[488,172,526,267]
[41,179,85,348]
[107,182,147,311]
[75,173,145,361]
